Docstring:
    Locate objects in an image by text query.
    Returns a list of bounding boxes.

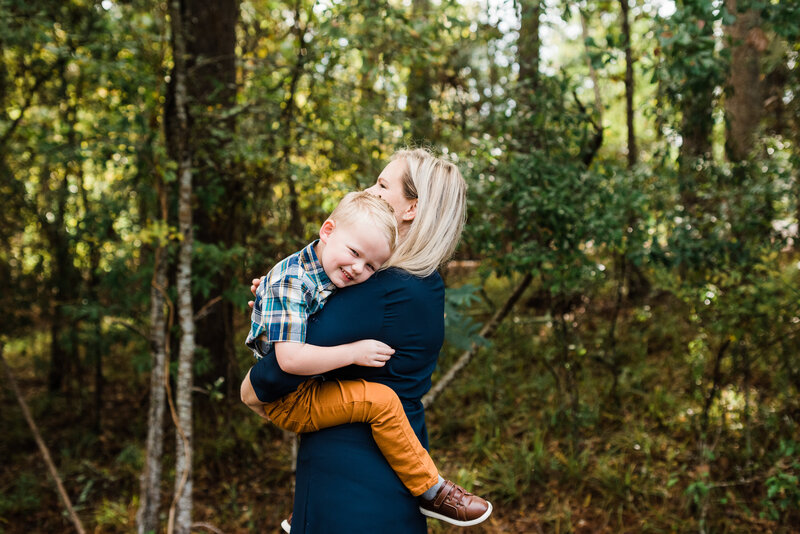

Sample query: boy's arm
[275,339,394,376]
[239,369,270,420]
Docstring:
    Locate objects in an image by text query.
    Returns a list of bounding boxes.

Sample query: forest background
[1,0,799,532]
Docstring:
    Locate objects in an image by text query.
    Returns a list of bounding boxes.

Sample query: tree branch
[194,296,222,321]
[0,344,87,534]
[423,273,534,408]
[0,69,50,148]
[109,318,149,340]
[191,522,226,534]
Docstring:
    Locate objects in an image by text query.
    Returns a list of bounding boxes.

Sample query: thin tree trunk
[724,0,763,162]
[46,59,81,394]
[169,1,195,532]
[179,0,239,399]
[71,70,106,432]
[701,339,731,437]
[740,343,752,458]
[620,0,637,167]
[578,9,604,166]
[278,2,309,245]
[136,187,170,534]
[579,10,603,126]
[407,0,434,142]
[677,8,717,215]
[78,168,104,433]
[518,0,541,91]
[517,0,542,149]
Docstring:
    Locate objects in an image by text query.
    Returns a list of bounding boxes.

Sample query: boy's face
[318,218,392,288]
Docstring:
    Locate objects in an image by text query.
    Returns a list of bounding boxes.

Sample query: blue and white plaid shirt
[245,240,336,359]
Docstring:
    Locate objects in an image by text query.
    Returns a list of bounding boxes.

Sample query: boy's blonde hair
[382,148,467,277]
[329,191,399,253]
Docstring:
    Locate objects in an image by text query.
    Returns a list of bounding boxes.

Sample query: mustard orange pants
[264,378,439,496]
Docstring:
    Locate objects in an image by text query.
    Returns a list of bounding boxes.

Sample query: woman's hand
[350,339,395,367]
[248,277,264,309]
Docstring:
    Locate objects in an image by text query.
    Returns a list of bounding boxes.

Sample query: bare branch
[194,296,223,321]
[109,318,148,340]
[191,522,226,534]
[0,345,87,534]
[423,273,534,408]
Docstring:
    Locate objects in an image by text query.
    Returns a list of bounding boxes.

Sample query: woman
[241,148,468,533]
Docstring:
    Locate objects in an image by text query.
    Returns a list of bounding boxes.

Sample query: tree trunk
[516,0,542,148]
[46,59,81,394]
[518,0,541,92]
[579,9,604,166]
[407,0,434,143]
[277,2,309,247]
[620,0,637,167]
[676,3,718,214]
[724,0,763,162]
[78,161,105,434]
[181,0,240,399]
[136,186,170,534]
[168,1,195,532]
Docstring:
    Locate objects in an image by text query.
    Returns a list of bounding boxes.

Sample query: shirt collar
[299,240,335,292]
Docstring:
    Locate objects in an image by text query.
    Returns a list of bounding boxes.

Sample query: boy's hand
[248,277,264,309]
[351,339,395,367]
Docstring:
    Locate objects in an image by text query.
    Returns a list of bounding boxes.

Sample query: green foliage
[2,0,800,531]
[443,284,489,351]
[762,440,800,520]
[654,0,729,98]
[0,472,42,518]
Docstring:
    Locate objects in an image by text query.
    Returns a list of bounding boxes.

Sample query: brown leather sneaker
[418,479,492,527]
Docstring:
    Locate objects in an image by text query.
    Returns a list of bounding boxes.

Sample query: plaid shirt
[245,240,336,358]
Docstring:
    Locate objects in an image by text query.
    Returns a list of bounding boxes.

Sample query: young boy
[245,191,492,528]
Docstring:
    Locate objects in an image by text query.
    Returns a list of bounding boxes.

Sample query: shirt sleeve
[263,269,312,344]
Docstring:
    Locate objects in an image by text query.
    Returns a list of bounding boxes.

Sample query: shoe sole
[280,518,291,533]
[419,501,493,527]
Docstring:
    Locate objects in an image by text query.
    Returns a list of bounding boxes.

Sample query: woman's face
[365,159,417,231]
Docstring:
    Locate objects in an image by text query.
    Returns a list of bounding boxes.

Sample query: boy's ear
[401,200,418,222]
[319,219,335,242]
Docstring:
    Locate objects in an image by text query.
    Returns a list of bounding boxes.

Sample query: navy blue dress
[249,268,444,533]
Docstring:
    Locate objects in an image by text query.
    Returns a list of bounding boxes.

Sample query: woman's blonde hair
[382,148,467,277]
[329,191,398,253]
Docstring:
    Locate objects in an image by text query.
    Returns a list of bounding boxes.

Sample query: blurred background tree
[1,0,798,532]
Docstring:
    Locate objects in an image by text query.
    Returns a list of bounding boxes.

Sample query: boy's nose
[352,262,364,275]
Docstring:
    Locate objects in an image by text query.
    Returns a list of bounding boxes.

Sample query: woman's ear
[319,219,335,242]
[401,200,418,222]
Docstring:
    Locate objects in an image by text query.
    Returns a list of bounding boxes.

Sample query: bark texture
[168,1,195,531]
[620,0,637,167]
[407,0,434,142]
[181,0,240,399]
[136,241,169,534]
[724,0,764,162]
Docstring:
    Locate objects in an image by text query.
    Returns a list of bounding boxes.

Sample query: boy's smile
[317,217,393,288]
